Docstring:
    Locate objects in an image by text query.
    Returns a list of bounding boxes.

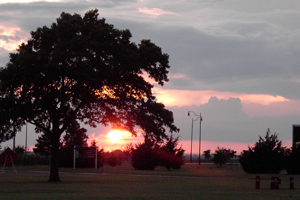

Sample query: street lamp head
[188,112,190,116]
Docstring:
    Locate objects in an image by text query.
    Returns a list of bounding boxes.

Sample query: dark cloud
[104,19,300,99]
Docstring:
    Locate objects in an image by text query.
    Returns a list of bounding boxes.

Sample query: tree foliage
[0,9,178,182]
[159,135,185,171]
[107,149,125,167]
[34,133,52,156]
[211,147,236,167]
[131,135,185,171]
[239,129,285,174]
[15,145,26,155]
[203,149,211,161]
[131,136,160,170]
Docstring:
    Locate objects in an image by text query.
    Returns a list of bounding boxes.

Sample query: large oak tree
[0,9,178,182]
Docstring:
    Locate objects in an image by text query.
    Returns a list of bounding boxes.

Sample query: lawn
[0,163,299,200]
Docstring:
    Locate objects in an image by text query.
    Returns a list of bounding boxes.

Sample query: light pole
[188,111,203,165]
[190,116,199,163]
[25,122,28,154]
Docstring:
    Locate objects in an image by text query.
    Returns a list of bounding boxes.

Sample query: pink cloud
[138,7,179,18]
[0,25,29,51]
[169,74,188,79]
[153,88,288,107]
[152,88,297,117]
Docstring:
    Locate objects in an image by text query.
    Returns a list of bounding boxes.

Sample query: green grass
[1,163,300,200]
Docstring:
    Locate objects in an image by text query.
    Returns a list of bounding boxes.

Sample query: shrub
[239,129,285,174]
[211,147,230,167]
[131,135,185,171]
[131,137,160,170]
[159,136,185,171]
[107,150,125,167]
[203,149,211,161]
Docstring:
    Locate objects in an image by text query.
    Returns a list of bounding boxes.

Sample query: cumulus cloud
[154,87,289,108]
[170,97,297,144]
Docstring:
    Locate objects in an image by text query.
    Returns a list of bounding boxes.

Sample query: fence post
[256,176,260,189]
[290,177,294,190]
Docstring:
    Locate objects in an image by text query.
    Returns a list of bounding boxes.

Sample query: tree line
[2,129,185,171]
[203,129,300,174]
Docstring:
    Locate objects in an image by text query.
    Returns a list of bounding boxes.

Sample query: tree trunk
[48,133,61,182]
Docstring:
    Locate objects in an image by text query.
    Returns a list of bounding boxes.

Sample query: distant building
[293,125,300,148]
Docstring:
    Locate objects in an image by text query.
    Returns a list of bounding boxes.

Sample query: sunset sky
[1,0,300,154]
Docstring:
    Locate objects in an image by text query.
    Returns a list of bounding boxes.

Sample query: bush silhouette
[131,136,185,171]
[131,138,159,170]
[239,129,285,174]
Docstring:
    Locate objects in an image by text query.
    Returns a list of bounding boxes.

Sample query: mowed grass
[1,163,300,200]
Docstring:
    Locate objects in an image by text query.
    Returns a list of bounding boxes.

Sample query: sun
[106,130,125,143]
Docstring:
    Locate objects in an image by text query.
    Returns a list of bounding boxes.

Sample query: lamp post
[190,117,199,163]
[25,122,28,154]
[188,111,203,165]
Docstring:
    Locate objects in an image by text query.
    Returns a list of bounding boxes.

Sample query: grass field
[1,163,300,200]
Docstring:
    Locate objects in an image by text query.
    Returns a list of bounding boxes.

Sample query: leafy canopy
[239,129,285,174]
[0,9,178,141]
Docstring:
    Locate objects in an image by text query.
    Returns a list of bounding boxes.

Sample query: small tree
[239,129,285,174]
[131,135,185,171]
[107,149,125,167]
[131,136,160,170]
[122,143,133,161]
[211,147,230,167]
[15,145,26,154]
[34,133,52,157]
[159,135,185,171]
[203,149,211,161]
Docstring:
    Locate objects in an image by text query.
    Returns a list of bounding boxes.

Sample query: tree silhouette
[203,149,211,161]
[131,136,160,170]
[211,147,235,167]
[0,9,178,182]
[239,129,285,174]
[159,135,185,170]
[131,135,185,171]
[34,133,52,157]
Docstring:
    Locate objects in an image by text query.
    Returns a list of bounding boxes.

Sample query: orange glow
[107,130,130,143]
[87,130,144,152]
